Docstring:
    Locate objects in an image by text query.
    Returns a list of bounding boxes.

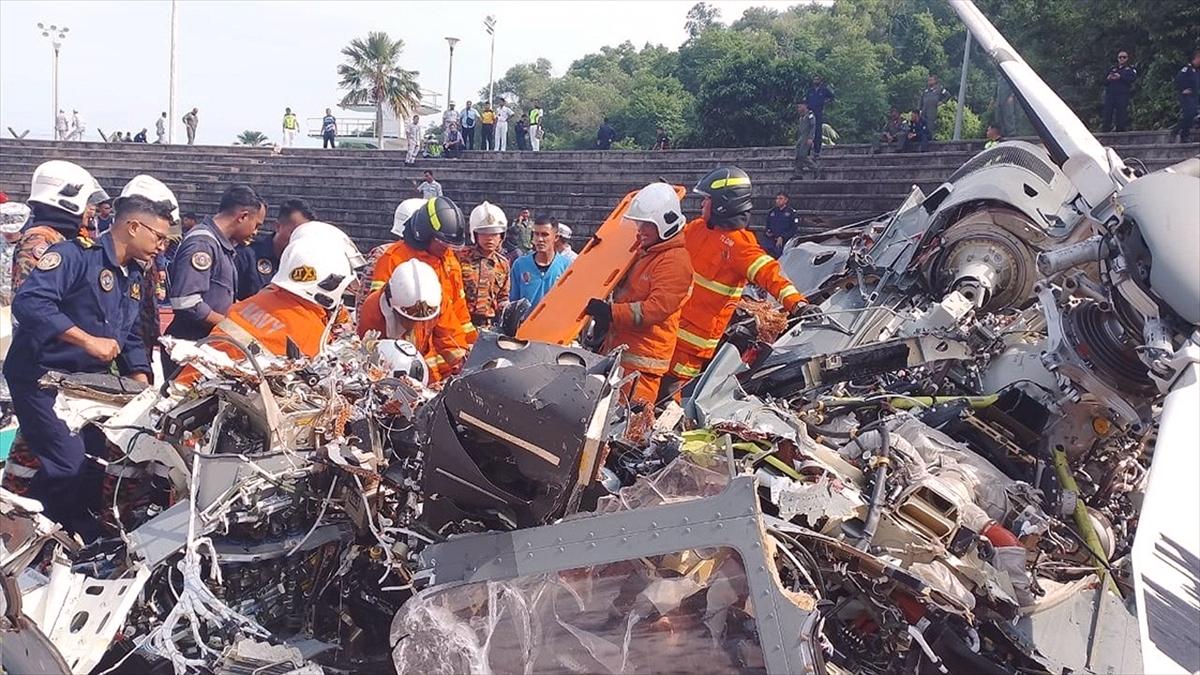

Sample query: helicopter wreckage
[2,3,1198,674]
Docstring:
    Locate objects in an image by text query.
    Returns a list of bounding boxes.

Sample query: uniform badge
[191,251,213,271]
[99,269,115,292]
[130,282,142,301]
[289,265,317,282]
[256,259,274,275]
[36,251,62,271]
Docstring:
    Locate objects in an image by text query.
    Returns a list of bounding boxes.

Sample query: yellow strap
[427,198,442,231]
[709,176,750,189]
[462,321,477,334]
[746,254,774,281]
[370,280,385,291]
[672,362,703,378]
[630,302,643,326]
[621,352,669,371]
[779,284,802,301]
[677,327,720,350]
[692,273,744,298]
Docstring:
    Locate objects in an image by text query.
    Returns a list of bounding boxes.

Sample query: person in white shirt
[155,112,167,143]
[555,223,578,264]
[495,98,514,151]
[528,103,545,152]
[442,103,457,130]
[405,114,421,165]
[67,110,85,141]
[55,110,68,140]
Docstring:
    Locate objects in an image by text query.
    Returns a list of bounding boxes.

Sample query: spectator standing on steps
[442,102,457,131]
[480,104,496,150]
[515,117,530,151]
[322,108,338,148]
[282,107,300,147]
[901,110,931,153]
[528,101,545,151]
[918,75,951,140]
[67,110,86,141]
[993,77,1017,137]
[761,193,799,258]
[495,98,514,151]
[414,171,443,199]
[183,107,199,144]
[155,112,167,143]
[405,115,420,164]
[1173,49,1200,144]
[791,101,820,180]
[504,208,533,262]
[1100,50,1138,132]
[804,75,836,158]
[55,109,68,140]
[596,118,617,149]
[459,101,479,150]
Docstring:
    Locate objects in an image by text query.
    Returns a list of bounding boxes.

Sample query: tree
[235,130,269,146]
[337,32,421,149]
[684,2,722,38]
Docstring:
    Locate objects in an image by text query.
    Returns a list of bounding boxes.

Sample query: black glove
[585,298,612,324]
[789,301,821,319]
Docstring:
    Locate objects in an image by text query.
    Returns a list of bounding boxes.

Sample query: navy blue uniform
[234,232,276,300]
[1174,64,1200,143]
[1101,64,1138,132]
[761,206,799,258]
[804,83,836,156]
[3,233,149,534]
[165,216,238,341]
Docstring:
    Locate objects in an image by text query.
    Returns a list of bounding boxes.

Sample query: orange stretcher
[516,185,687,345]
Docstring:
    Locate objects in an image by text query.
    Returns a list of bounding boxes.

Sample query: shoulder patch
[289,265,317,282]
[191,251,213,271]
[36,251,62,271]
[99,269,115,292]
[256,258,274,275]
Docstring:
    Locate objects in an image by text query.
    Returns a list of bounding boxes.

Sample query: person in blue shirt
[510,216,570,308]
[1100,50,1138,132]
[4,184,176,537]
[93,198,115,234]
[459,101,480,150]
[234,198,315,300]
[322,108,337,149]
[804,75,836,157]
[900,110,931,153]
[1173,50,1200,144]
[761,193,799,258]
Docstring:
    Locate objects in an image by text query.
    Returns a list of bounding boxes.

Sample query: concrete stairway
[1,133,1195,250]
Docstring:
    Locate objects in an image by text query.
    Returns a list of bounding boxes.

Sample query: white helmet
[290,220,366,270]
[391,198,428,238]
[626,182,684,240]
[469,201,508,239]
[272,232,355,310]
[27,160,108,217]
[556,223,572,240]
[376,339,429,385]
[116,174,180,224]
[386,259,442,321]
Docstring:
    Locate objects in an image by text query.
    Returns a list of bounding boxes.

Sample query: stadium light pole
[445,37,460,109]
[37,22,69,139]
[169,0,178,144]
[954,30,971,141]
[484,15,497,106]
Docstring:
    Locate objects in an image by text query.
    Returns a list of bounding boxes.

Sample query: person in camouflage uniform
[462,202,511,328]
[503,208,533,263]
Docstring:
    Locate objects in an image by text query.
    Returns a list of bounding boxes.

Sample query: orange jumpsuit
[356,288,442,383]
[669,218,806,382]
[369,241,477,370]
[602,235,693,405]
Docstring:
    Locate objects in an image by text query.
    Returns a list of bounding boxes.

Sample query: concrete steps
[1,135,1195,250]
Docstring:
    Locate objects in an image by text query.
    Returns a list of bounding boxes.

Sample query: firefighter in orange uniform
[663,166,811,396]
[357,259,445,383]
[368,197,475,376]
[584,183,693,406]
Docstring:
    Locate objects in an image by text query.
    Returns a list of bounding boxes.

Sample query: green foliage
[337,32,421,147]
[611,137,641,150]
[235,130,269,146]
[934,100,985,141]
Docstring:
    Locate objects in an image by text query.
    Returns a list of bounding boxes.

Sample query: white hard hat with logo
[626,182,684,239]
[392,198,428,238]
[272,231,355,309]
[117,174,180,224]
[386,259,442,322]
[469,201,508,238]
[27,160,108,217]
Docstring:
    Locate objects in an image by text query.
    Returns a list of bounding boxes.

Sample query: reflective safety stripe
[170,294,203,310]
[672,362,703,378]
[427,354,446,367]
[630,302,643,326]
[621,351,669,372]
[2,461,38,478]
[710,176,750,189]
[444,348,467,364]
[369,280,386,291]
[427,199,442,231]
[677,328,720,350]
[692,273,744,298]
[779,284,802,301]
[463,321,477,334]
[746,254,773,281]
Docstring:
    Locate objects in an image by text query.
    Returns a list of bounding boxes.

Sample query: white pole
[168,0,177,144]
[954,31,971,141]
[488,29,495,106]
[52,45,60,139]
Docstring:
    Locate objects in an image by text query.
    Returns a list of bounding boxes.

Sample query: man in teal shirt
[509,216,569,308]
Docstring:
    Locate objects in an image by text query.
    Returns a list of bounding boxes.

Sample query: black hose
[856,421,890,551]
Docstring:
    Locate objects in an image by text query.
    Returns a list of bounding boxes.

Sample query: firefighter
[2,176,177,536]
[11,160,109,292]
[663,166,810,397]
[461,201,511,328]
[354,198,425,309]
[368,197,476,377]
[584,182,693,406]
[357,259,444,383]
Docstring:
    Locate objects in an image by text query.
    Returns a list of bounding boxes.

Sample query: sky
[0,0,787,147]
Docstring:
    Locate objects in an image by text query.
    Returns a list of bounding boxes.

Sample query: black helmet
[693,166,753,219]
[404,196,467,248]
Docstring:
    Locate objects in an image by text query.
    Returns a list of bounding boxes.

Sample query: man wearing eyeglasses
[1101,50,1138,133]
[3,175,178,539]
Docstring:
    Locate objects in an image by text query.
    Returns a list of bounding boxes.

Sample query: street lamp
[37,22,69,139]
[445,37,460,111]
[484,16,497,106]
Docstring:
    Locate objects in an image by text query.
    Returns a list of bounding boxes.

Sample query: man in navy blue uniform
[165,184,264,373]
[1100,50,1138,132]
[234,198,315,300]
[1173,50,1200,144]
[804,75,836,158]
[4,178,177,536]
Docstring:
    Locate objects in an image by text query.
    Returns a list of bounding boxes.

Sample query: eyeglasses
[136,220,171,247]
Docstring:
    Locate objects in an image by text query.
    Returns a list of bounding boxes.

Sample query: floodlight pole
[954,30,971,140]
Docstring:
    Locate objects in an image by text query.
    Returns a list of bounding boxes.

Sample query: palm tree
[337,31,421,149]
[235,130,270,146]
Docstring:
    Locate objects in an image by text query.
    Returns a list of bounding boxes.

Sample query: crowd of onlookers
[432,98,546,159]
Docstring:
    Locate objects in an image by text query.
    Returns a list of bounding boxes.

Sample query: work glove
[789,301,821,320]
[584,298,612,325]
